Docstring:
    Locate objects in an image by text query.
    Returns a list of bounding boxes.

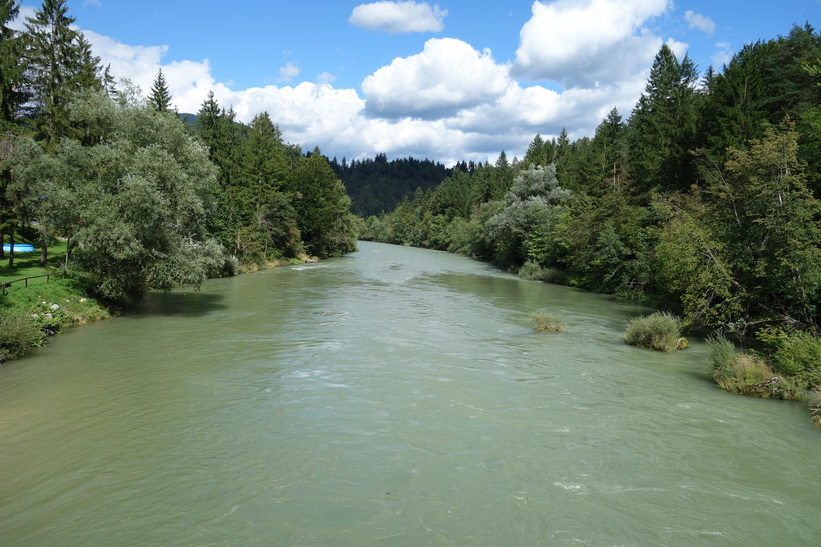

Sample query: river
[1,241,819,545]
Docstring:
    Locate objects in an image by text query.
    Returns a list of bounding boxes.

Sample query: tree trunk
[7,225,14,268]
[39,227,48,267]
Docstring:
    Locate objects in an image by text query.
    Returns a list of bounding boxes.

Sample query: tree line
[1,0,357,303]
[362,24,821,375]
[328,154,452,217]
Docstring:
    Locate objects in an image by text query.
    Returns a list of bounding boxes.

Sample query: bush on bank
[707,335,802,400]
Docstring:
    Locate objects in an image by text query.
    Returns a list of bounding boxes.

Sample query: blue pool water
[2,244,34,252]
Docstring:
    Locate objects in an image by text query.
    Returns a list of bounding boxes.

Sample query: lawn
[0,241,68,286]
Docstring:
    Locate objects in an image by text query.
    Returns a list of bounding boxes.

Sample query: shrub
[707,335,802,400]
[757,327,821,389]
[518,261,568,284]
[623,311,683,353]
[519,260,546,281]
[531,311,566,332]
[0,311,45,362]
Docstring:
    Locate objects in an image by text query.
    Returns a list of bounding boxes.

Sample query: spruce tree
[592,108,627,192]
[24,0,90,145]
[0,0,25,130]
[147,68,173,113]
[627,44,700,196]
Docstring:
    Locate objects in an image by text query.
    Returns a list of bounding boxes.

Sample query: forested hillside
[328,154,451,217]
[0,0,357,304]
[362,24,821,412]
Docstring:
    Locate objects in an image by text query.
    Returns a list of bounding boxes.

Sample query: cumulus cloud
[362,38,510,118]
[512,0,672,88]
[684,10,715,35]
[349,1,447,34]
[83,27,646,166]
[278,61,301,83]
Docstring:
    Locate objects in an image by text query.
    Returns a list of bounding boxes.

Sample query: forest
[0,0,358,305]
[359,24,821,413]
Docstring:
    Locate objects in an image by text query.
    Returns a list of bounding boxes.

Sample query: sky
[15,0,821,165]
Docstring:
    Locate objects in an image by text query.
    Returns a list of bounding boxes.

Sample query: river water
[1,241,819,545]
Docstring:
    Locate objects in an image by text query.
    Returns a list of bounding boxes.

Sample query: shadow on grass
[0,250,66,283]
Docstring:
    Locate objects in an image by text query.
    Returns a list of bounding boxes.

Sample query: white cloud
[361,38,510,118]
[83,28,646,166]
[349,1,447,34]
[278,61,301,83]
[684,10,715,35]
[317,72,336,85]
[711,42,733,68]
[512,0,673,88]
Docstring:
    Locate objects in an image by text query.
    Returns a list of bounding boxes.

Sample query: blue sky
[17,0,821,165]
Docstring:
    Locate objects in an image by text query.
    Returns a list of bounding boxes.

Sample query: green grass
[0,241,68,284]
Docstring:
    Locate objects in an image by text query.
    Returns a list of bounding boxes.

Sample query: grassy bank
[0,242,111,363]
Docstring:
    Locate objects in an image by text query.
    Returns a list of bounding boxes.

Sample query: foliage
[147,69,173,113]
[0,310,44,360]
[756,327,821,389]
[707,335,802,400]
[627,44,700,196]
[624,311,683,353]
[22,0,105,145]
[329,153,451,217]
[485,164,572,269]
[0,0,26,130]
[530,311,566,332]
[4,90,224,302]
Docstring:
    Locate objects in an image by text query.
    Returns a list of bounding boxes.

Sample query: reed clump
[530,311,566,332]
[623,311,684,353]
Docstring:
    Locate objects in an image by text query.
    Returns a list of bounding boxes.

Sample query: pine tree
[147,69,173,113]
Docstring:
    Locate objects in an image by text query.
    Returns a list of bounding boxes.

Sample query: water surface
[1,241,819,545]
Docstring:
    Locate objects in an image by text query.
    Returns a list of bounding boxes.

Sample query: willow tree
[6,90,224,302]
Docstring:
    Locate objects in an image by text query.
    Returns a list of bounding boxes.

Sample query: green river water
[1,241,819,545]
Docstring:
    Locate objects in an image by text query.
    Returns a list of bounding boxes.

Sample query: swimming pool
[2,244,35,252]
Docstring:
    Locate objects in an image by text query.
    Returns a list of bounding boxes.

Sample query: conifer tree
[147,68,173,113]
[627,44,700,196]
[592,108,627,192]
[0,0,25,130]
[24,0,93,145]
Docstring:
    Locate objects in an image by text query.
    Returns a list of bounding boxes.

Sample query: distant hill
[179,113,199,126]
[328,154,452,217]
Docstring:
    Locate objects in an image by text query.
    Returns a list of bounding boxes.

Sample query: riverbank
[0,241,111,362]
